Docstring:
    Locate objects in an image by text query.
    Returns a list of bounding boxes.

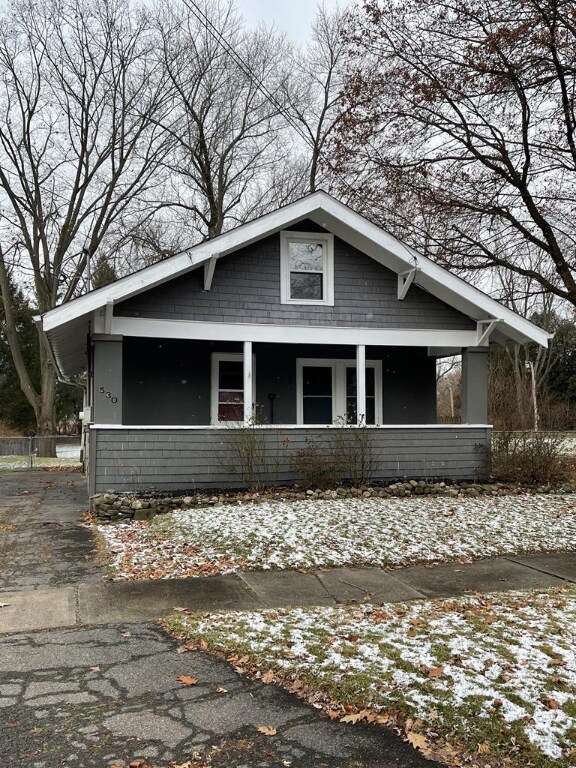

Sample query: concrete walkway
[2,551,575,634]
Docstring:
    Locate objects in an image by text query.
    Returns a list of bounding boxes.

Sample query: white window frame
[211,353,256,425]
[280,230,334,306]
[296,358,383,425]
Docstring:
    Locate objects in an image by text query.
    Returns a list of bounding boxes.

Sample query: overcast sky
[237,0,351,42]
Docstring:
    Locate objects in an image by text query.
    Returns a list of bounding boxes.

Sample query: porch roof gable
[37,191,550,378]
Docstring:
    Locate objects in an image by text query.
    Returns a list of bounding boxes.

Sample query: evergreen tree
[0,284,39,433]
[91,255,118,289]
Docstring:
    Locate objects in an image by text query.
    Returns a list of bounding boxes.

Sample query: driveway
[0,471,100,590]
[0,472,436,768]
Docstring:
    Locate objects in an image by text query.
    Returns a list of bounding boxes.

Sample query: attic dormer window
[280,231,334,306]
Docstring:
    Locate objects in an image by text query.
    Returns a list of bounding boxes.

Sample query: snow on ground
[0,456,81,470]
[97,493,576,580]
[166,588,576,765]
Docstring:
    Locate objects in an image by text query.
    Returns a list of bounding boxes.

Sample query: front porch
[88,334,491,493]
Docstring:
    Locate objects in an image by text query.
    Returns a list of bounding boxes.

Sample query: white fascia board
[41,195,327,332]
[308,198,549,348]
[112,316,480,348]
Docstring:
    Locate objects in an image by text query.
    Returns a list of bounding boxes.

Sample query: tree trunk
[35,351,57,457]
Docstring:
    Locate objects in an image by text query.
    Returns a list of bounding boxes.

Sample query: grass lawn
[164,587,576,767]
[97,493,576,580]
[0,456,81,470]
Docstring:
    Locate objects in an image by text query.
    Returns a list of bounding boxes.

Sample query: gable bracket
[203,255,219,291]
[397,266,420,300]
[476,318,501,346]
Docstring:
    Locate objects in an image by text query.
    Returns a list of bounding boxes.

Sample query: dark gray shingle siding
[115,233,475,330]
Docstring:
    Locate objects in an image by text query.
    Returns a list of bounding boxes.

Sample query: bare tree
[0,0,170,446]
[285,3,347,193]
[333,0,576,308]
[153,0,290,242]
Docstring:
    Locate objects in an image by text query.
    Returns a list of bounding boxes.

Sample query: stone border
[90,479,576,523]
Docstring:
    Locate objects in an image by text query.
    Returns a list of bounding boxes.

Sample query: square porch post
[461,348,488,423]
[243,340,253,424]
[356,344,366,425]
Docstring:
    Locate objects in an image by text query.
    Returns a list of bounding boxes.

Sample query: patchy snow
[169,588,576,763]
[97,493,576,580]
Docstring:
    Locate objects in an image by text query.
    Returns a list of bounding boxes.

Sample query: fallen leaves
[257,725,277,736]
[176,675,199,686]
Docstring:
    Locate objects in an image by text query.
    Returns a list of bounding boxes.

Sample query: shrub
[332,424,378,486]
[293,440,342,489]
[491,431,569,485]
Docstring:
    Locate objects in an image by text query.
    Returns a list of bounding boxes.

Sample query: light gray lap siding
[90,426,490,492]
[115,229,475,330]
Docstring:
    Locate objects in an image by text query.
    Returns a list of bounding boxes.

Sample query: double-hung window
[211,353,255,425]
[280,231,334,305]
[296,359,382,425]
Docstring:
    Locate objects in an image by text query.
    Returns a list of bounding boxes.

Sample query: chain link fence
[0,436,82,471]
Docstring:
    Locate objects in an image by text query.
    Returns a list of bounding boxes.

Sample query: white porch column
[356,344,366,425]
[243,340,253,424]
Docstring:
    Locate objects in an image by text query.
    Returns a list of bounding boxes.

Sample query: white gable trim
[39,191,549,348]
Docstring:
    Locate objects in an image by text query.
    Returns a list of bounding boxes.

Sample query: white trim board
[111,316,481,348]
[90,423,492,430]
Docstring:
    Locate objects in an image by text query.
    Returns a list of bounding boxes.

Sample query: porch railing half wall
[88,425,491,494]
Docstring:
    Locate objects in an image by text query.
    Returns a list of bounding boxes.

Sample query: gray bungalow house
[36,192,549,494]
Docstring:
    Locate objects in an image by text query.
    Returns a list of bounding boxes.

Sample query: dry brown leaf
[406,731,429,751]
[177,642,195,654]
[542,697,561,710]
[427,667,444,677]
[257,725,277,736]
[477,741,491,754]
[90,666,100,673]
[176,675,199,686]
[340,710,372,724]
[215,686,228,694]
[261,669,276,684]
[173,606,187,612]
[198,638,208,650]
[120,631,131,638]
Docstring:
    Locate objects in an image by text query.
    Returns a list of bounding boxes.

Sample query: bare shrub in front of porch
[332,422,378,486]
[491,431,569,485]
[293,438,342,489]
